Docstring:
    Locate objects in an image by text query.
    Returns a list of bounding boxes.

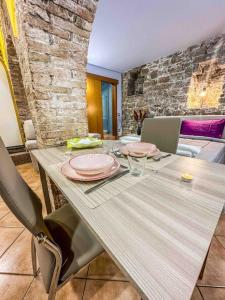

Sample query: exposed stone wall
[6,37,31,122]
[0,0,98,146]
[122,35,225,134]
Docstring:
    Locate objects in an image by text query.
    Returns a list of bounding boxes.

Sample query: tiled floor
[0,163,225,299]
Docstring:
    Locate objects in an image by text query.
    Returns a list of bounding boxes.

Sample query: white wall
[0,62,22,147]
[87,63,122,135]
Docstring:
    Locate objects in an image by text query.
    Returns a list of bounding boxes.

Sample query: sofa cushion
[180,134,225,143]
[181,119,225,139]
[196,142,225,163]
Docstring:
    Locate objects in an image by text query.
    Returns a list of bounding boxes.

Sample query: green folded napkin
[67,137,103,149]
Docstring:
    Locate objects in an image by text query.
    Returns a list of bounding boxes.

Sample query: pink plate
[120,145,160,158]
[126,142,157,154]
[61,159,120,182]
[69,153,115,175]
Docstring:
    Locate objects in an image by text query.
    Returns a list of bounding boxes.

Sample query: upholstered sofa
[158,115,225,164]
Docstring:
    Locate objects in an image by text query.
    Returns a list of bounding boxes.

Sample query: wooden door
[86,76,103,136]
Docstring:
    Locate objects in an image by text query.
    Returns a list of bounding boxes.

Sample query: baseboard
[7,145,26,154]
[11,151,31,165]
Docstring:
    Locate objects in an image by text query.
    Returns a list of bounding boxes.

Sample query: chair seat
[25,139,37,151]
[44,204,103,282]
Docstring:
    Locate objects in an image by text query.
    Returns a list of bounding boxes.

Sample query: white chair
[23,120,38,170]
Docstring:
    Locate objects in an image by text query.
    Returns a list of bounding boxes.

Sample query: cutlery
[120,163,128,169]
[112,150,124,158]
[151,153,172,161]
[84,169,130,194]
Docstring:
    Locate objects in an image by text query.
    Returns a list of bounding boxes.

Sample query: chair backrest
[141,117,181,154]
[0,137,49,236]
[0,137,59,293]
[23,120,36,141]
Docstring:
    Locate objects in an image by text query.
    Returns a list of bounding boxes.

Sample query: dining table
[32,141,225,300]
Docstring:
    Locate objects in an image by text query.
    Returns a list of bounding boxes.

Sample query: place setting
[57,140,175,209]
[112,142,176,172]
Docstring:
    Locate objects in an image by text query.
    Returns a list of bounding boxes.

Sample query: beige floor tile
[24,274,85,300]
[88,252,127,281]
[198,237,225,285]
[0,212,24,228]
[0,274,33,300]
[83,280,141,300]
[199,287,225,300]
[0,227,24,257]
[215,213,225,236]
[0,230,33,274]
[0,201,10,220]
[190,287,203,300]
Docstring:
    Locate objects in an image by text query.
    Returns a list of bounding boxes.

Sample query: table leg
[38,163,53,214]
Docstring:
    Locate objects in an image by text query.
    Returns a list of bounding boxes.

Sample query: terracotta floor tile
[0,227,24,257]
[88,252,127,281]
[216,236,225,249]
[0,274,33,300]
[16,163,46,216]
[24,274,85,300]
[74,264,89,279]
[190,287,203,300]
[198,237,225,285]
[215,213,225,236]
[0,212,24,228]
[0,230,33,274]
[199,287,225,300]
[0,200,10,220]
[56,278,86,300]
[83,280,141,300]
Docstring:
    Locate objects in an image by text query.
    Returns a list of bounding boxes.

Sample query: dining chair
[0,137,104,300]
[141,117,181,153]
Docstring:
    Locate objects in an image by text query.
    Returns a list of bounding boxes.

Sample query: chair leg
[48,289,56,300]
[31,237,38,277]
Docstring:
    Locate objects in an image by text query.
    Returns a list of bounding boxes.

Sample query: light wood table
[32,145,225,300]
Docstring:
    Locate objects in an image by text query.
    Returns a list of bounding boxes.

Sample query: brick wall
[6,37,31,123]
[0,0,98,146]
[122,35,225,134]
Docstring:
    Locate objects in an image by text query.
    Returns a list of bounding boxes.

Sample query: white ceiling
[88,0,225,72]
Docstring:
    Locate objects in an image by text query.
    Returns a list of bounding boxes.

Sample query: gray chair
[0,137,103,299]
[141,117,181,154]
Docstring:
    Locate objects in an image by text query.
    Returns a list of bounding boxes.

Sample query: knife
[84,169,130,194]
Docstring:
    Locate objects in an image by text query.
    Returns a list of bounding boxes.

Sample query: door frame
[87,73,118,139]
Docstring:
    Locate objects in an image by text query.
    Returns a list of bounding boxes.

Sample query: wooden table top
[32,145,225,300]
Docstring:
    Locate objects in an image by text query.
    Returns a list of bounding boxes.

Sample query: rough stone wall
[122,35,225,134]
[0,0,98,146]
[6,37,31,122]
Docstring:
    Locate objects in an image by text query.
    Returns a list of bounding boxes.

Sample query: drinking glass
[103,140,112,154]
[64,144,73,160]
[128,153,147,176]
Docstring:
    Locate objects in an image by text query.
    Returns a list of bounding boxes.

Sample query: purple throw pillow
[181,119,225,138]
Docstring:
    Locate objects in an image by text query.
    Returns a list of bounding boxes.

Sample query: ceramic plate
[120,145,160,158]
[119,136,141,144]
[69,154,115,175]
[61,159,120,182]
[126,142,157,154]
